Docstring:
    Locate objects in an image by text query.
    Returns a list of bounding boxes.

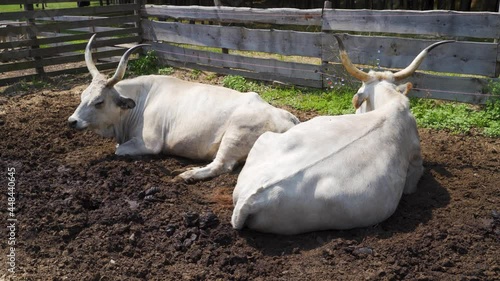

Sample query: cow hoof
[171,176,185,183]
[177,169,201,184]
[171,169,185,176]
[172,166,197,176]
[171,175,196,184]
[185,177,196,184]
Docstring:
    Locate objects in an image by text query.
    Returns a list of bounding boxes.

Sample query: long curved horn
[85,34,100,78]
[393,40,454,81]
[106,44,151,87]
[334,34,371,82]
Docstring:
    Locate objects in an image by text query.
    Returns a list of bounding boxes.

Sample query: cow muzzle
[67,116,87,130]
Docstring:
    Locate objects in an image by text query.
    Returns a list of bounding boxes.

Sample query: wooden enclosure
[1,1,499,103]
[0,0,141,85]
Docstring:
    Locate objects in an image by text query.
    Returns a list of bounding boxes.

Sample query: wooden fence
[1,1,499,103]
[0,0,141,85]
[141,3,500,103]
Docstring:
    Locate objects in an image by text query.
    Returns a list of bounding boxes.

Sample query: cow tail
[231,185,267,230]
[231,199,250,230]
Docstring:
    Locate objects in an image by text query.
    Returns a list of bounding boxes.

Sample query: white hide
[231,81,423,235]
[69,75,299,181]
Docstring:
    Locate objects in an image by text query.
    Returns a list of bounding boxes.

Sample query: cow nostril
[68,120,77,129]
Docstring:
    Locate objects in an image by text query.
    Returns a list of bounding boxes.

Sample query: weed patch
[411,98,500,137]
[127,51,159,76]
[222,75,259,92]
[260,86,355,116]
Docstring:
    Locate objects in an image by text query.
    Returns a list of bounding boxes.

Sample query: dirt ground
[0,72,498,281]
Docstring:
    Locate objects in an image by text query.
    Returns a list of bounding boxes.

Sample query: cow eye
[94,101,104,108]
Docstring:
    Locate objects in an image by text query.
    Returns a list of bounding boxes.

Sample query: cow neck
[113,79,150,144]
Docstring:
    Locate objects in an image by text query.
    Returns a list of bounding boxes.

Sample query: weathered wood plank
[141,5,323,26]
[322,9,500,39]
[407,73,498,104]
[0,15,139,37]
[0,4,137,21]
[408,88,498,104]
[0,49,126,73]
[37,16,107,22]
[0,36,140,61]
[0,61,121,86]
[0,27,139,50]
[69,26,135,33]
[149,42,322,81]
[496,45,500,77]
[322,33,498,77]
[1,0,110,4]
[142,20,322,57]
[161,58,323,88]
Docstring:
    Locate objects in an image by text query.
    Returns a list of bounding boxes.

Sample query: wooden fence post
[214,0,229,55]
[495,3,500,43]
[24,1,45,75]
[135,0,144,43]
[321,1,332,88]
[495,3,500,77]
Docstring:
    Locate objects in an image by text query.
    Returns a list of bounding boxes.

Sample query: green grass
[127,50,159,76]
[222,75,259,93]
[127,51,177,77]
[484,80,500,96]
[0,5,23,12]
[19,78,50,91]
[190,69,202,80]
[411,99,500,137]
[260,85,355,116]
[222,75,355,116]
[0,2,102,12]
[158,66,175,76]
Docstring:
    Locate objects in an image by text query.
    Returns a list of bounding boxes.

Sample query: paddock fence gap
[141,2,500,104]
[0,0,142,85]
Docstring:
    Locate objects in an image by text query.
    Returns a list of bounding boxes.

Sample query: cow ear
[396,82,413,96]
[115,95,136,109]
[352,92,367,109]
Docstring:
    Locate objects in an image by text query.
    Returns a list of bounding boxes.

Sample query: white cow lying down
[231,35,453,235]
[68,34,299,182]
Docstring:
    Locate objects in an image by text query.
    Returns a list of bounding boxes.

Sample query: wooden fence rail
[0,0,142,85]
[141,4,500,104]
[144,0,500,11]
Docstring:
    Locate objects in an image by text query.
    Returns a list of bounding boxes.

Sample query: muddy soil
[0,73,498,281]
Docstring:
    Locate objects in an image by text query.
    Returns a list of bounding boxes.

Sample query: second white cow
[231,35,453,235]
[68,34,299,182]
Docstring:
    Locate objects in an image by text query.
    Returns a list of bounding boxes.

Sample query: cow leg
[115,137,160,156]
[177,126,257,182]
[177,158,231,183]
